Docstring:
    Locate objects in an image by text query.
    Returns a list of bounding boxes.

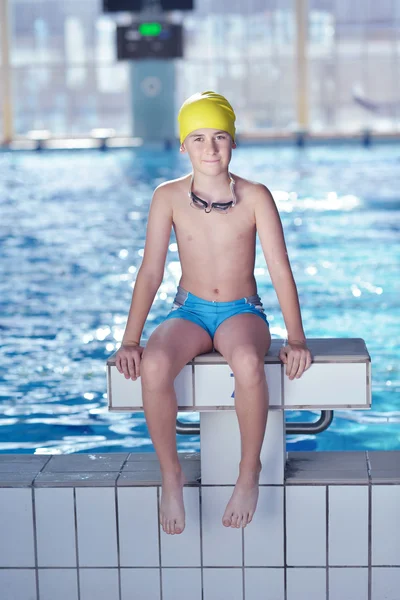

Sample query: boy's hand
[279,340,312,380]
[115,344,144,381]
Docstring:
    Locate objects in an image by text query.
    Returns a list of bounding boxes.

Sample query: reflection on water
[0,144,399,453]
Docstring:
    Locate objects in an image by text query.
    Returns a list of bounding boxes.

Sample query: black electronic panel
[104,0,193,12]
[117,23,183,59]
[161,0,193,8]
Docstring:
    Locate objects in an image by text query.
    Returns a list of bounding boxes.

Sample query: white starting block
[107,338,371,485]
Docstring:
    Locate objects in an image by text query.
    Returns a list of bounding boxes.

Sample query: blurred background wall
[0,0,399,141]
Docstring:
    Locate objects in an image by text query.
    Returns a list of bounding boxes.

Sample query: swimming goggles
[188,172,237,214]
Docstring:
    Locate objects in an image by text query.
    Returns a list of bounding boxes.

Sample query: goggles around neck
[188,172,237,214]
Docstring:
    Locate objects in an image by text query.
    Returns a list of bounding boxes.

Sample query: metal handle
[176,410,334,436]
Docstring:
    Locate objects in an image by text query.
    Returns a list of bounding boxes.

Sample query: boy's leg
[141,318,213,535]
[213,313,271,528]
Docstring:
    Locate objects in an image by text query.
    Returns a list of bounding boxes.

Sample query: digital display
[103,0,194,12]
[117,23,183,59]
[138,22,162,36]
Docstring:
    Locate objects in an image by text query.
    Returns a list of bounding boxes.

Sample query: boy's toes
[242,513,250,528]
[237,515,244,528]
[231,513,240,528]
[222,512,233,527]
[170,520,177,535]
[175,520,185,535]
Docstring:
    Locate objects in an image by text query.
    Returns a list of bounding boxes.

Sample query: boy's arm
[254,185,306,345]
[121,185,173,346]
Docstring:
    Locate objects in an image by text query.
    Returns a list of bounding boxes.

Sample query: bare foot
[160,469,186,535]
[222,466,261,529]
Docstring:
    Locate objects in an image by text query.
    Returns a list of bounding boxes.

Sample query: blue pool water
[0,144,399,454]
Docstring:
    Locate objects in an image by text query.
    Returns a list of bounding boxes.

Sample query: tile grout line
[31,486,40,600]
[192,362,196,408]
[199,486,204,600]
[326,485,329,600]
[73,487,81,600]
[242,525,245,600]
[366,451,372,600]
[283,483,287,600]
[115,453,130,600]
[114,484,122,600]
[30,456,59,599]
[157,486,163,600]
[21,565,376,570]
[31,443,53,595]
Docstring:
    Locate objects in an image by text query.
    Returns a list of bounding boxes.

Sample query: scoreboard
[117,22,183,59]
[103,0,193,11]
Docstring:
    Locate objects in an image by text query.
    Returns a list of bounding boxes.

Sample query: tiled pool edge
[0,451,399,600]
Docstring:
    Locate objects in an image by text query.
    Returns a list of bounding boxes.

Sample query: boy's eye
[193,135,226,141]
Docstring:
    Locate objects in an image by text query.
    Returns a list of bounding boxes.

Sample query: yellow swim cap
[178,91,236,144]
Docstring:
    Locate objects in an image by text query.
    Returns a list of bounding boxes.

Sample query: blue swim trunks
[164,285,269,339]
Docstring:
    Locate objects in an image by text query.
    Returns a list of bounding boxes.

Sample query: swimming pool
[0,143,399,454]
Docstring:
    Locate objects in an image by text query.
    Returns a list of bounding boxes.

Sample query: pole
[296,0,309,131]
[0,0,13,144]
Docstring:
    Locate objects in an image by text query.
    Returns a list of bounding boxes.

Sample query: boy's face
[180,128,236,174]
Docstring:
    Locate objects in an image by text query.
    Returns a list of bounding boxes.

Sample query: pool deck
[0,450,399,600]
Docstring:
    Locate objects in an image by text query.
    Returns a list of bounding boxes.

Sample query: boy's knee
[141,349,173,385]
[231,348,265,384]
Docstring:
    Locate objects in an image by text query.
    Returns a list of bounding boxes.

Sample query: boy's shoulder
[154,175,190,196]
[232,174,274,204]
[234,174,268,190]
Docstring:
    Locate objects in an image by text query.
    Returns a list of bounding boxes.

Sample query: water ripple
[0,145,399,453]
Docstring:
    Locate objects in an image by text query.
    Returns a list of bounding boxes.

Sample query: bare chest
[172,200,256,253]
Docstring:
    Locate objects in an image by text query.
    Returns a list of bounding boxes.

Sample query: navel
[213,288,219,295]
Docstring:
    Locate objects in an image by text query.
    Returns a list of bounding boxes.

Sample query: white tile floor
[118,487,159,567]
[244,487,284,567]
[329,486,369,566]
[75,488,118,567]
[1,450,399,599]
[329,568,369,600]
[286,486,327,566]
[0,488,35,567]
[120,568,160,600]
[38,569,79,600]
[372,486,400,565]
[35,488,77,567]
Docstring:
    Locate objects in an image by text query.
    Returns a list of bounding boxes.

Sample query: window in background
[7,0,296,137]
[309,0,400,133]
[176,0,296,133]
[3,0,400,138]
[9,0,132,136]
[0,7,3,137]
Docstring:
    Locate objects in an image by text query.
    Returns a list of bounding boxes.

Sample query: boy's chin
[194,161,230,174]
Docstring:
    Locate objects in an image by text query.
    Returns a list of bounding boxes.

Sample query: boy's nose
[205,142,217,154]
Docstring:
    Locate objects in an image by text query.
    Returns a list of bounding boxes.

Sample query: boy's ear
[180,143,186,153]
[232,141,237,149]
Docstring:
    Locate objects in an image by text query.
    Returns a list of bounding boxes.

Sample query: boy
[115,91,312,536]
